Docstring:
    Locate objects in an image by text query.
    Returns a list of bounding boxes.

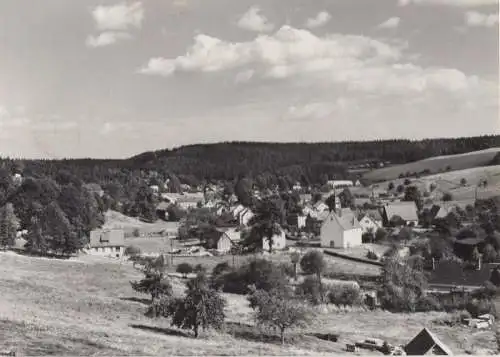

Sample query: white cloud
[237,6,275,32]
[91,2,144,31]
[398,0,498,6]
[465,11,499,27]
[138,25,490,97]
[377,17,401,29]
[85,31,132,47]
[285,98,357,121]
[305,11,332,29]
[235,69,255,83]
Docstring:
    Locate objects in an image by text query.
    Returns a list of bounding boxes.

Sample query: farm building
[87,229,125,258]
[382,202,419,226]
[358,211,383,233]
[213,227,241,254]
[327,180,354,189]
[404,328,453,355]
[262,229,286,252]
[320,208,362,249]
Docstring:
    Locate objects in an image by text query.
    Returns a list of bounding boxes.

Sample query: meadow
[0,251,496,355]
[362,148,500,183]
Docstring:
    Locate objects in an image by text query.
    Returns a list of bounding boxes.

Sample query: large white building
[320,208,362,249]
[86,229,125,258]
[262,229,286,252]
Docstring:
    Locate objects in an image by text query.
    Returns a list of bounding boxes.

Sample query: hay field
[363,148,500,183]
[0,252,496,355]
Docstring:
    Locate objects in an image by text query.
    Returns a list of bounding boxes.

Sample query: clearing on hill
[363,148,500,183]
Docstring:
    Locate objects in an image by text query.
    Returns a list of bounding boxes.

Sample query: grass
[363,148,500,183]
[0,251,496,355]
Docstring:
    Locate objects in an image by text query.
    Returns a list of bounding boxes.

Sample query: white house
[215,228,241,254]
[86,229,125,258]
[327,180,354,189]
[262,229,286,252]
[320,208,362,249]
[239,208,255,226]
[359,210,383,234]
[313,201,329,213]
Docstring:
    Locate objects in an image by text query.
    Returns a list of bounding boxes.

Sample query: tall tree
[0,203,19,248]
[300,251,326,302]
[245,198,283,253]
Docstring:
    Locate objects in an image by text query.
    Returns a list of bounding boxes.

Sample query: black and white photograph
[0,0,499,355]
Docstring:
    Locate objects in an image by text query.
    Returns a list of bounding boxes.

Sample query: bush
[132,228,140,237]
[366,250,379,260]
[415,295,442,312]
[326,283,362,306]
[176,262,193,278]
[124,245,141,257]
[374,228,388,242]
[217,258,289,295]
[296,276,323,305]
[212,261,231,276]
[194,264,207,274]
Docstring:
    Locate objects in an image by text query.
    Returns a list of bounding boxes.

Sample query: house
[382,202,419,226]
[287,213,307,229]
[327,180,354,190]
[359,212,383,234]
[404,328,453,355]
[262,229,286,252]
[434,200,470,220]
[149,185,159,193]
[213,227,241,254]
[156,201,171,220]
[87,229,125,258]
[239,208,255,226]
[313,201,329,213]
[320,208,362,248]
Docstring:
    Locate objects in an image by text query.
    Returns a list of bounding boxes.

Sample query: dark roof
[428,260,493,287]
[405,328,453,355]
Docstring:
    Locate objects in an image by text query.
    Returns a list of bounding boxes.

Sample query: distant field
[372,165,500,202]
[103,210,178,236]
[0,252,495,355]
[363,148,500,183]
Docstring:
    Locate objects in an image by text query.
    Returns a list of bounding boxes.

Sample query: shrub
[415,295,442,312]
[296,276,323,305]
[218,258,289,295]
[366,250,379,260]
[375,228,388,242]
[176,262,193,278]
[194,264,206,273]
[442,192,453,202]
[212,261,231,277]
[132,228,140,237]
[326,283,362,306]
[124,245,141,257]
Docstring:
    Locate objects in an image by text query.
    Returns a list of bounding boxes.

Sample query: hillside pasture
[363,148,500,183]
[373,165,500,202]
[103,210,178,237]
[0,252,495,355]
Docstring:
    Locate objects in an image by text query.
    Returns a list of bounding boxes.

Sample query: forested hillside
[1,135,499,186]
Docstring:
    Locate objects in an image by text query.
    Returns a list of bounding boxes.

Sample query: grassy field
[369,165,500,202]
[0,252,496,355]
[363,148,500,183]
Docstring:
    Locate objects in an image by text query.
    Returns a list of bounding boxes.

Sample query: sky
[0,0,498,159]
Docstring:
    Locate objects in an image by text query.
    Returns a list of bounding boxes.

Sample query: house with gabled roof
[87,229,125,258]
[320,208,362,248]
[208,227,241,254]
[404,328,453,355]
[359,209,383,233]
[382,202,419,227]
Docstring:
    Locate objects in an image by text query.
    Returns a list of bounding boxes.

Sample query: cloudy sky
[0,0,498,159]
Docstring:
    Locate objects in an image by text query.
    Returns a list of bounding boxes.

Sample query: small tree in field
[177,262,193,278]
[194,263,206,274]
[130,255,172,304]
[249,286,312,344]
[300,250,326,302]
[169,273,226,338]
[290,251,301,281]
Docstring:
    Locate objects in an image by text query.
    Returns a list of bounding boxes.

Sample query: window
[330,241,335,248]
[115,247,120,252]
